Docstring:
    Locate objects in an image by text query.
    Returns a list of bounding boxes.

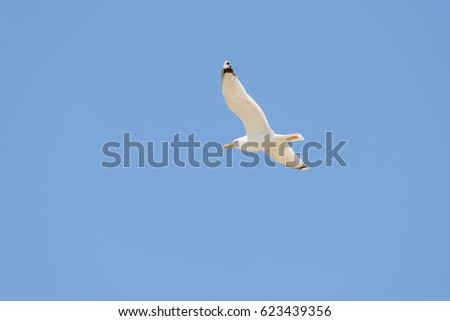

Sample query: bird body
[221,61,308,170]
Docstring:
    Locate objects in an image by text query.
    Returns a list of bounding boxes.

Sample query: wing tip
[222,60,235,75]
[223,60,232,70]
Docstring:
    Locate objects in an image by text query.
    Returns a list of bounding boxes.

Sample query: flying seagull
[221,61,308,170]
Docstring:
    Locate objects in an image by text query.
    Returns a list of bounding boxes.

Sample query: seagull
[221,61,308,170]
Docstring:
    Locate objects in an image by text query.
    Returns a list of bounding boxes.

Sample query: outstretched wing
[221,61,272,137]
[266,143,308,170]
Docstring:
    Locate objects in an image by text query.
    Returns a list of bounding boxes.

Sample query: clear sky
[1,0,449,300]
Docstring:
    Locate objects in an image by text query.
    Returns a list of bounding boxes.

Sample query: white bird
[221,61,308,170]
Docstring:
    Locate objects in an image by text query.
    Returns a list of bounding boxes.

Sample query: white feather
[221,62,272,138]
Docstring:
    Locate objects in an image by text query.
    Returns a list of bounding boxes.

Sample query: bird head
[223,139,240,149]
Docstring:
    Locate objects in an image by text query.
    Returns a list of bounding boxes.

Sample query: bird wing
[221,61,272,137]
[266,143,308,170]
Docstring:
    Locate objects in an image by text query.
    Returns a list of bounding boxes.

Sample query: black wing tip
[222,60,235,73]
[223,60,232,69]
[223,68,235,75]
[221,61,235,82]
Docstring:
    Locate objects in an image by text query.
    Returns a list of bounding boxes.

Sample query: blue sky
[1,0,449,300]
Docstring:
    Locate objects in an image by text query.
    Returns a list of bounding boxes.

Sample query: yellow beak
[223,144,232,149]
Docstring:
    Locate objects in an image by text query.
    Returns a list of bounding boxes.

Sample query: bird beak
[223,144,232,149]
